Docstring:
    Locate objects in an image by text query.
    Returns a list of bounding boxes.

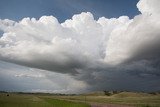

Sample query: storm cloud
[0,0,160,92]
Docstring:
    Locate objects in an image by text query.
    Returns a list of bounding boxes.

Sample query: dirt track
[91,104,133,107]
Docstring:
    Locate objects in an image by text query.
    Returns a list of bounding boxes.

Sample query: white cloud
[0,19,15,32]
[0,13,132,69]
[137,0,160,15]
[1,5,160,69]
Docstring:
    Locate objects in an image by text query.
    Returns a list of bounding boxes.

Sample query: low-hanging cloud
[0,0,160,92]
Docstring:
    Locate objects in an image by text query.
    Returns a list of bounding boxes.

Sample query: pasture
[53,92,160,107]
[0,92,160,107]
[0,93,90,107]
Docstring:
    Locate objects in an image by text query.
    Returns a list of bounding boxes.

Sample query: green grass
[0,92,160,107]
[0,93,90,107]
[45,98,90,107]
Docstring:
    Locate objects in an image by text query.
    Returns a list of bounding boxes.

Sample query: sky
[0,0,139,22]
[0,0,160,93]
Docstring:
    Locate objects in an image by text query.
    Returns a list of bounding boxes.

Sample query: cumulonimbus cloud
[0,12,132,73]
[0,0,160,91]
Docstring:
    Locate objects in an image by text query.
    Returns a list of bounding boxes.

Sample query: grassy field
[0,92,160,107]
[0,93,90,107]
[53,92,160,107]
